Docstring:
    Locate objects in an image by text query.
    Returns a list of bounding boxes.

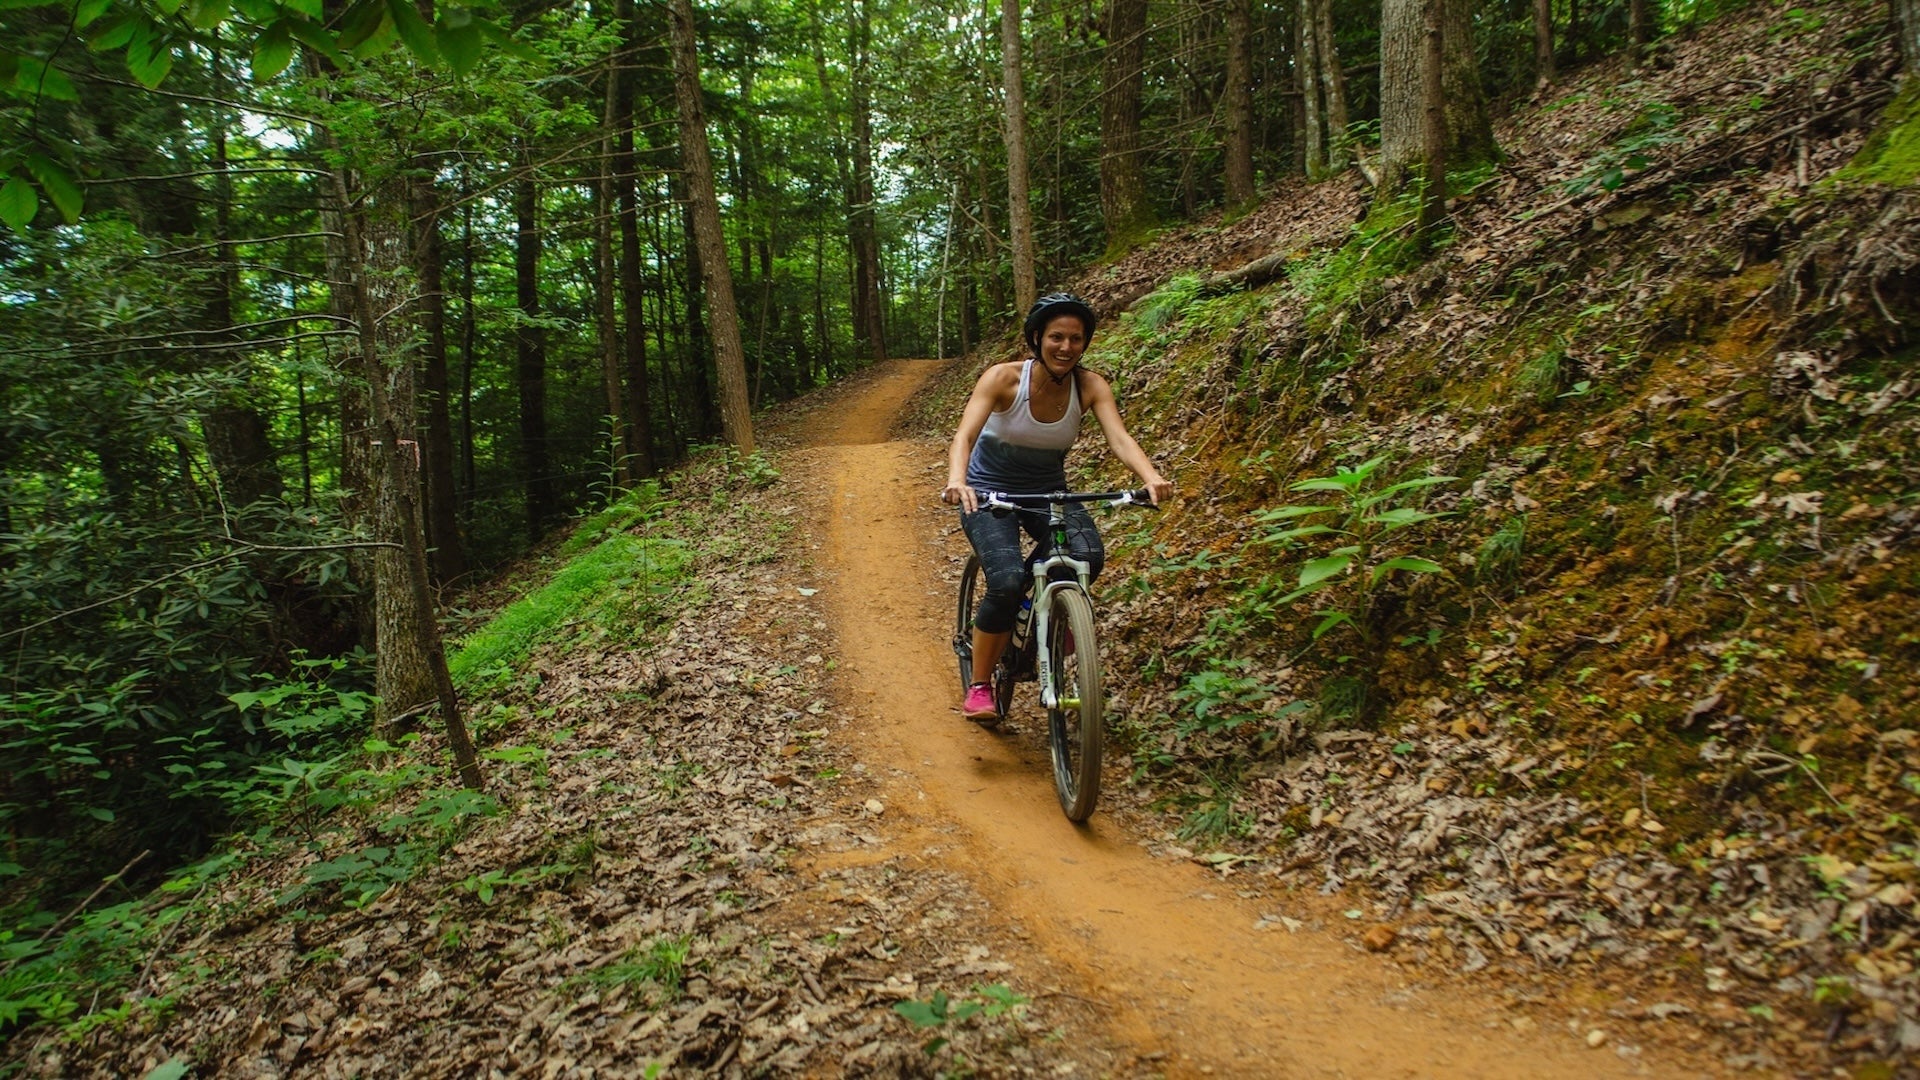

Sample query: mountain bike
[952,489,1157,821]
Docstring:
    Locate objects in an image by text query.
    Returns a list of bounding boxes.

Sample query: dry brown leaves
[19,450,1110,1079]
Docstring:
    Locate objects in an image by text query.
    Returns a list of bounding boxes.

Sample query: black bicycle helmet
[1022,292,1097,354]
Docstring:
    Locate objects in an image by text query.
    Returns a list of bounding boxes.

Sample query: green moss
[1840,79,1920,185]
[448,534,691,687]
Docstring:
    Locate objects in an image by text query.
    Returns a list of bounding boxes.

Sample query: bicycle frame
[977,489,1152,708]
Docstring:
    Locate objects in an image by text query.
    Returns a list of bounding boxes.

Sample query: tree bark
[1900,0,1920,74]
[1100,0,1153,248]
[1420,0,1448,243]
[1441,0,1496,168]
[1223,0,1255,206]
[514,173,553,539]
[1377,0,1425,198]
[408,174,466,583]
[1000,0,1037,315]
[1629,0,1652,67]
[1534,0,1555,89]
[615,0,656,478]
[596,45,630,492]
[848,0,887,362]
[1298,0,1326,177]
[1314,0,1351,170]
[668,0,756,454]
[331,176,481,786]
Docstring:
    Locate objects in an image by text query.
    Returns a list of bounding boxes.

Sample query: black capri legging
[960,503,1105,634]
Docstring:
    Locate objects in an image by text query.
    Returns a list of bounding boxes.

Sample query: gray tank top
[966,360,1084,494]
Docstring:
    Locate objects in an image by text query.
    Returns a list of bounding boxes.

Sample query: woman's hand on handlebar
[942,482,979,514]
[1144,477,1175,506]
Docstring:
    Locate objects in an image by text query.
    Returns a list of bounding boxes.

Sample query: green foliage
[1,850,234,1036]
[573,935,695,1005]
[447,534,691,688]
[1515,345,1572,402]
[1170,659,1309,738]
[1564,103,1684,195]
[1475,514,1529,588]
[1252,455,1455,648]
[893,982,1029,1057]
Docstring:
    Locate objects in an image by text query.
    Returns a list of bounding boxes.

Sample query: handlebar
[976,489,1160,512]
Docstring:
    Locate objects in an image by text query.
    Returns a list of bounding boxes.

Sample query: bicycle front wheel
[954,555,982,694]
[1046,589,1104,822]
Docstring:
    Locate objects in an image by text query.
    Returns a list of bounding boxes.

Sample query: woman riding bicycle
[941,292,1173,722]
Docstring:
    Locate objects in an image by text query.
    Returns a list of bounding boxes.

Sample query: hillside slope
[913,0,1917,1069]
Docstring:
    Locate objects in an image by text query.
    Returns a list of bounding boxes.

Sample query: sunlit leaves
[24,152,81,221]
[0,174,36,230]
[251,18,293,79]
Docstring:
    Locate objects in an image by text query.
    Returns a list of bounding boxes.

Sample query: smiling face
[1036,314,1089,377]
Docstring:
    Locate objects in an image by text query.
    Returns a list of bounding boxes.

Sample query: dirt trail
[787,360,1707,1078]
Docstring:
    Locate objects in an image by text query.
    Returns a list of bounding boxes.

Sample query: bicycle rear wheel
[1046,589,1103,821]
[954,555,982,693]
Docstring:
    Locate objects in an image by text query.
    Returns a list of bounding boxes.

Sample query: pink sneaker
[962,682,997,721]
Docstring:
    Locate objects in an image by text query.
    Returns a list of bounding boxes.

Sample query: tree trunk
[1534,0,1555,89]
[1314,0,1351,170]
[596,46,630,492]
[201,49,282,514]
[668,0,756,454]
[408,174,466,583]
[1629,0,1652,67]
[1223,0,1255,206]
[1099,0,1153,248]
[1298,0,1326,178]
[1377,0,1425,198]
[329,168,481,787]
[1420,0,1448,243]
[615,0,656,478]
[1900,0,1920,74]
[848,0,887,362]
[1000,0,1037,315]
[1442,0,1497,168]
[514,174,553,539]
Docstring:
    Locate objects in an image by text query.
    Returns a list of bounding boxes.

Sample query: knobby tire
[1047,589,1103,821]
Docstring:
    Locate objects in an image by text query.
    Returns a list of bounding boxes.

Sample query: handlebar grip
[1129,488,1162,510]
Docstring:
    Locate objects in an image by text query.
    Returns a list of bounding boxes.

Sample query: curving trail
[786,359,1707,1079]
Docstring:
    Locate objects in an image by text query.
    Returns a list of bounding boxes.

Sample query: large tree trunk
[1000,0,1037,315]
[1377,0,1425,198]
[515,174,554,539]
[668,0,756,454]
[409,174,466,584]
[1441,0,1496,168]
[1099,0,1153,248]
[329,168,481,786]
[615,0,656,478]
[1534,0,1555,89]
[1223,0,1255,206]
[1298,0,1326,177]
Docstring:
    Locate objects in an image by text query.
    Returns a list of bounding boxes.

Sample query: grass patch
[448,534,691,688]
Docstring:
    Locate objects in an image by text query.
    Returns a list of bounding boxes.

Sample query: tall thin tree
[668,0,756,454]
[1001,0,1037,314]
